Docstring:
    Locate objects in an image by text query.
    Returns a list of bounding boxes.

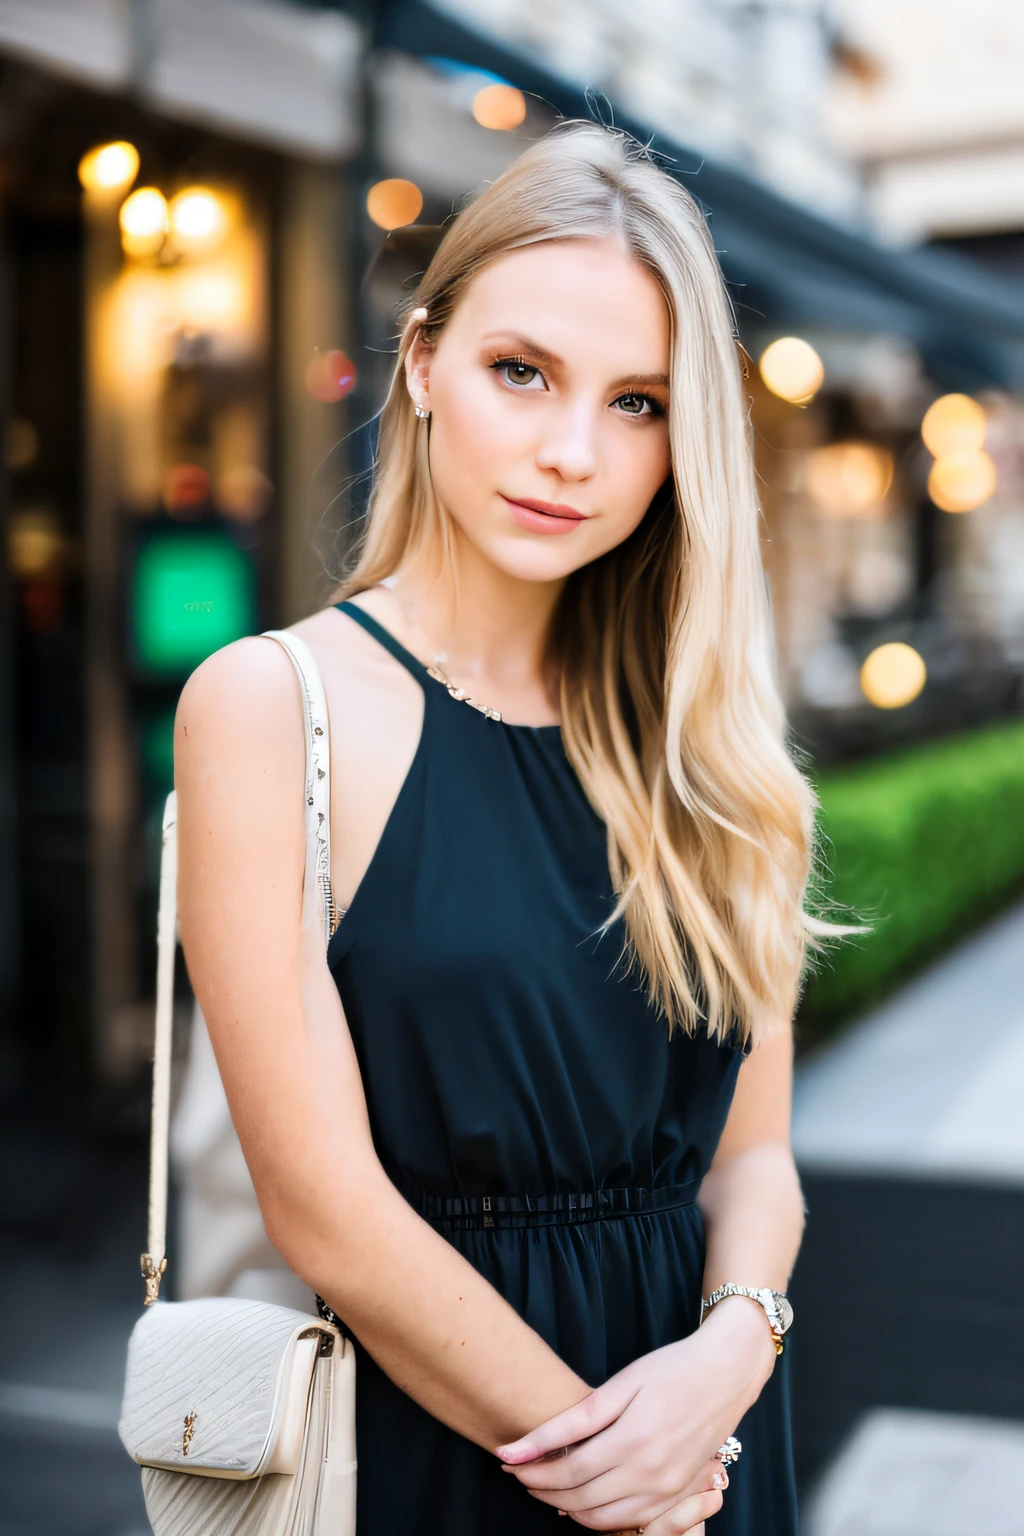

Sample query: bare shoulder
[176,635,304,768]
[289,590,414,678]
[289,596,424,723]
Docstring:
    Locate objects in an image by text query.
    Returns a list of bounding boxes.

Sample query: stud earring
[414,402,430,420]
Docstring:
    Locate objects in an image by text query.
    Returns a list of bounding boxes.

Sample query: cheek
[596,425,672,543]
[427,372,523,502]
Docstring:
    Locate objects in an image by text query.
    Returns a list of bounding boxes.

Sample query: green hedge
[799,718,1024,1039]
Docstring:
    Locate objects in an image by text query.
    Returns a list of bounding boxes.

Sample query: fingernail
[713,1470,728,1488]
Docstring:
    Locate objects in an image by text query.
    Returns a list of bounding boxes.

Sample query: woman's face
[406,238,672,585]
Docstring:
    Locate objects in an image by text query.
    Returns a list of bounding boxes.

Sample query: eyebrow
[482,332,669,392]
[612,371,671,391]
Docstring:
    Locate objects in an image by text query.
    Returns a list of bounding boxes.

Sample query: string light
[921,393,986,457]
[759,337,824,404]
[169,187,229,257]
[366,179,423,231]
[473,83,527,129]
[860,643,926,709]
[119,188,170,259]
[927,449,997,513]
[804,442,894,518]
[78,141,139,194]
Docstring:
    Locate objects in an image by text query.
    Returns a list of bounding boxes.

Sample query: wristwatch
[700,1284,794,1355]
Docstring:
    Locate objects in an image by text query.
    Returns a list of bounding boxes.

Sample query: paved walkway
[791,898,1024,1529]
[803,1408,1024,1536]
[793,898,1024,1183]
[0,1106,148,1536]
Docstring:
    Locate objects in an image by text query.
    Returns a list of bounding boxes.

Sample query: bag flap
[119,1297,337,1478]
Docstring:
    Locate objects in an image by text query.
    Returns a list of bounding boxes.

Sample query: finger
[640,1488,724,1533]
[531,1464,729,1531]
[510,1448,727,1514]
[496,1380,637,1465]
[504,1432,619,1495]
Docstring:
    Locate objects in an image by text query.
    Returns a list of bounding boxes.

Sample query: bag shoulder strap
[262,629,339,948]
[141,630,336,1304]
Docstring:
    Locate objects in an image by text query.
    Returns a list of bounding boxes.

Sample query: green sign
[132,530,255,675]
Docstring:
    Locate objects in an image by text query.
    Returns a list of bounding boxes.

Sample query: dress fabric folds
[326,601,798,1535]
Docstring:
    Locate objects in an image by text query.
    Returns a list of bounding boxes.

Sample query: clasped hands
[496,1300,776,1535]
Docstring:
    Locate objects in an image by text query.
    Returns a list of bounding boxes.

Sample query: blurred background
[1,1,1023,1532]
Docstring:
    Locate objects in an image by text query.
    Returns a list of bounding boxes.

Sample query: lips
[501,494,589,535]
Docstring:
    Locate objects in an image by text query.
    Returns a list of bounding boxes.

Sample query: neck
[392,528,565,697]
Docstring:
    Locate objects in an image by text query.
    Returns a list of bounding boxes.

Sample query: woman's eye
[493,359,544,389]
[615,392,653,416]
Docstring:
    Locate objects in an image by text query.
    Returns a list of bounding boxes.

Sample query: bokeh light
[163,463,211,516]
[304,348,357,403]
[169,187,229,257]
[805,441,894,518]
[860,642,926,709]
[921,393,986,458]
[119,187,170,259]
[6,418,39,472]
[176,267,248,333]
[759,337,824,404]
[6,509,66,579]
[473,83,527,130]
[927,449,997,512]
[366,179,423,231]
[217,465,273,523]
[78,140,139,194]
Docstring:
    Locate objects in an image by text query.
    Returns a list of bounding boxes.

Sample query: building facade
[0,0,362,1095]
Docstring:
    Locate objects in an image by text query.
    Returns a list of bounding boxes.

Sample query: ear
[404,314,432,415]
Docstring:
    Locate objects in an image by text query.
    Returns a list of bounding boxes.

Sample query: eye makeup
[489,355,545,389]
[487,352,667,418]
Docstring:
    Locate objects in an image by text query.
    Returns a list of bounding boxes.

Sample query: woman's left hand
[496,1298,776,1532]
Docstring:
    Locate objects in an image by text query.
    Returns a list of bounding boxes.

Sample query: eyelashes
[615,392,666,419]
[490,356,542,389]
[487,355,666,418]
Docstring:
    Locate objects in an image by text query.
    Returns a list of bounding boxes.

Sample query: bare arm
[696,1024,805,1355]
[174,637,589,1451]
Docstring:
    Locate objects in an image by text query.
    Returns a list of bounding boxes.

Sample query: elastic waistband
[412,1182,700,1231]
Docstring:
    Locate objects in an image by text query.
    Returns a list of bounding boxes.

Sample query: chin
[479,532,604,585]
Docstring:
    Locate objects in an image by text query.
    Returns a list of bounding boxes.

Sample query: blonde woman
[176,125,811,1535]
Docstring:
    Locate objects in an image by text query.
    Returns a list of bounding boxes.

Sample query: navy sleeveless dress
[324,601,797,1534]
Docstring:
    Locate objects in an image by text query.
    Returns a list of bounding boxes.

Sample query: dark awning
[377,0,1024,391]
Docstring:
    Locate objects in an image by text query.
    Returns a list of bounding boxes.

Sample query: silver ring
[716,1435,742,1466]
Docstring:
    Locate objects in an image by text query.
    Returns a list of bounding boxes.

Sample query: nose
[534,397,599,483]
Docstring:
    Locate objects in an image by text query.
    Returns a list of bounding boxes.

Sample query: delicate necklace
[377,586,504,721]
[427,654,503,722]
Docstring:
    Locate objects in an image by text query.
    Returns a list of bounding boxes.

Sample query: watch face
[773,1293,794,1333]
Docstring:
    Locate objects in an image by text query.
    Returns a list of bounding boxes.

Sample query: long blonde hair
[340,122,825,1047]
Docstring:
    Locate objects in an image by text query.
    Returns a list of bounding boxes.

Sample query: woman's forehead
[449,240,671,370]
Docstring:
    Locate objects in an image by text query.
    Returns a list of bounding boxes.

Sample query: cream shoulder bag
[119,630,357,1535]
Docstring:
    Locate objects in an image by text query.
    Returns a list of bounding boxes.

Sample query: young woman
[176,124,815,1536]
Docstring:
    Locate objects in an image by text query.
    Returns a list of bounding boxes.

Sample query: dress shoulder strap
[335,599,429,683]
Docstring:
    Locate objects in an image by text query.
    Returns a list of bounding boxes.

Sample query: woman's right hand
[633,1457,725,1533]
[589,1458,727,1536]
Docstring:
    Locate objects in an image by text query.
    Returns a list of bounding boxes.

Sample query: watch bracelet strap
[701,1285,787,1355]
